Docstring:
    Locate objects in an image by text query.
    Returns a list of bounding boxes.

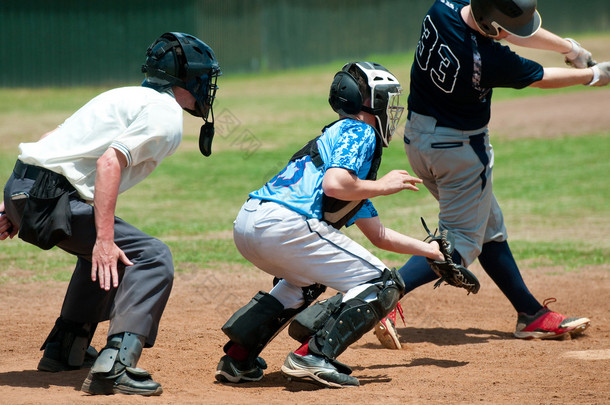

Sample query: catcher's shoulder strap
[289,119,345,167]
[289,135,324,167]
[290,120,383,229]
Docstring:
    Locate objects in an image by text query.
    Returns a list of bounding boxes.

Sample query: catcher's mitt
[421,218,480,295]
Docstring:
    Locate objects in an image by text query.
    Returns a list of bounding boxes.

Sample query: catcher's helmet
[141,32,221,156]
[329,62,404,147]
[470,0,541,38]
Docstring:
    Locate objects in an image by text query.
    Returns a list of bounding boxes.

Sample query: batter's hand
[563,38,595,68]
[377,170,422,195]
[91,238,133,291]
[0,202,18,240]
[587,62,610,87]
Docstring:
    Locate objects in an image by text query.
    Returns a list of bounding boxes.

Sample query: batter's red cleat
[374,303,405,349]
[514,298,590,340]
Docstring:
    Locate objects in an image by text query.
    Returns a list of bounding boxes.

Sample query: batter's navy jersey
[408,0,544,130]
[251,119,378,223]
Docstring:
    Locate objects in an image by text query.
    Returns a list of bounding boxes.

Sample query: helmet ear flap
[329,71,363,116]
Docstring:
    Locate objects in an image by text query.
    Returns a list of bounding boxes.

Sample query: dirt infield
[1,266,609,405]
[0,89,609,404]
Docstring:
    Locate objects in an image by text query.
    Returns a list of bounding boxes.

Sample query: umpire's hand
[0,202,18,240]
[92,237,133,291]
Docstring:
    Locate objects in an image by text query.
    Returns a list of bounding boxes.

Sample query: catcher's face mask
[358,62,404,147]
[373,90,404,146]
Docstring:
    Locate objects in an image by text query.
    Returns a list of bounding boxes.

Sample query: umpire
[0,32,221,396]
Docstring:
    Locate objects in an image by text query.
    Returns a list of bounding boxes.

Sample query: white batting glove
[563,38,595,68]
[586,62,610,87]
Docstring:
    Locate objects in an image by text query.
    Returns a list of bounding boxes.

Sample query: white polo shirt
[18,86,183,201]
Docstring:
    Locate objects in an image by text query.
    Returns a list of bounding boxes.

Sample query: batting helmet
[329,62,404,147]
[142,32,221,156]
[470,0,541,38]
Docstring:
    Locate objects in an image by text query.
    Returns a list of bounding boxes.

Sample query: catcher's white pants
[233,198,387,309]
[404,112,508,266]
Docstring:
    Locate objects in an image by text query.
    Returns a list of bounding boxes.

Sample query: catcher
[214,62,471,388]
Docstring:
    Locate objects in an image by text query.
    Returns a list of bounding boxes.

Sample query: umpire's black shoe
[81,364,162,396]
[281,352,359,388]
[37,344,98,372]
[215,355,267,383]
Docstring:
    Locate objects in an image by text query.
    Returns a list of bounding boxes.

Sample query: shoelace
[542,297,557,308]
[395,302,406,326]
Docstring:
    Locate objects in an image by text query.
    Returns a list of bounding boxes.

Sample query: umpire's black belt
[14,160,52,181]
[13,159,45,180]
[12,159,77,250]
[13,160,74,192]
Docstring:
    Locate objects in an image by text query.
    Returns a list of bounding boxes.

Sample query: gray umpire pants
[3,166,173,347]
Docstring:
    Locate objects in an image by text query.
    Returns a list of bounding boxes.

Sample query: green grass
[494,135,610,215]
[509,241,608,270]
[1,48,609,284]
[0,87,109,114]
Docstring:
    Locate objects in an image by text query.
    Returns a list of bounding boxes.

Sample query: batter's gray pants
[404,112,508,267]
[3,171,173,347]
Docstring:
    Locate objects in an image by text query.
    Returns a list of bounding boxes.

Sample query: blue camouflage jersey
[251,119,379,224]
[409,0,544,130]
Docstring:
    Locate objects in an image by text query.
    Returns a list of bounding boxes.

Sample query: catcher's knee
[222,291,285,353]
[222,283,327,357]
[289,268,403,359]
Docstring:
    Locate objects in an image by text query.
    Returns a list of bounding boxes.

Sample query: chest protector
[289,120,383,229]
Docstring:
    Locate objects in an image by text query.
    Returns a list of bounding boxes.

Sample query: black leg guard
[288,293,344,343]
[222,284,327,363]
[90,332,144,373]
[82,332,162,396]
[222,291,285,353]
[307,269,403,360]
[37,316,98,372]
